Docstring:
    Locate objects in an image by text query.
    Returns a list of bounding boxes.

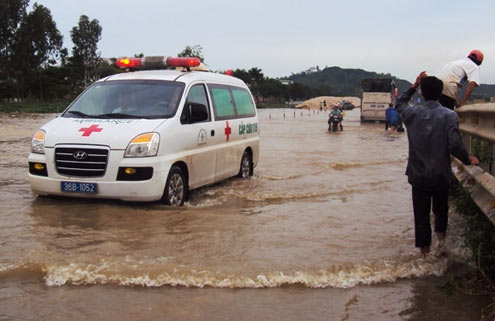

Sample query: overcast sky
[33,0,495,84]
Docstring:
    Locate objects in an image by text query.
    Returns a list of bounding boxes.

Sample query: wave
[257,159,406,181]
[187,179,394,208]
[0,137,31,145]
[257,174,306,181]
[0,254,451,289]
[326,159,406,171]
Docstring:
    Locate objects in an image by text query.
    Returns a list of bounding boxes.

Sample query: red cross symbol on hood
[79,124,103,136]
[224,121,232,141]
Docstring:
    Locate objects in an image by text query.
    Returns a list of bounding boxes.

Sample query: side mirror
[183,102,208,124]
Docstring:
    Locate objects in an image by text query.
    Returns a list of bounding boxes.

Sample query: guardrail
[452,103,495,225]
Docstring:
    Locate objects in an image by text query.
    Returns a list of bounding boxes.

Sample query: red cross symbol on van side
[224,121,232,141]
[79,124,103,136]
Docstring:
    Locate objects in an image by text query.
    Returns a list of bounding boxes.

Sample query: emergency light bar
[116,56,201,70]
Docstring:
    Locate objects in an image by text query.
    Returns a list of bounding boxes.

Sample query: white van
[28,57,260,206]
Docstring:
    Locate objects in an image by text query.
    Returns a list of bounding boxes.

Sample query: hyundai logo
[73,151,88,160]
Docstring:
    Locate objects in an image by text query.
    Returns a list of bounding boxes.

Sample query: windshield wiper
[95,113,152,119]
[66,110,93,118]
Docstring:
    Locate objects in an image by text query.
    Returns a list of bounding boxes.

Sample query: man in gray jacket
[395,71,479,256]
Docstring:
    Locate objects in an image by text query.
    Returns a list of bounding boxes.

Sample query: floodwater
[0,109,489,320]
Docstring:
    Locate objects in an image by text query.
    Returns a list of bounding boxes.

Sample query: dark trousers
[439,94,456,110]
[412,186,449,248]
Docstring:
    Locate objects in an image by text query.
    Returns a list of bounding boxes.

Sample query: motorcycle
[328,114,341,132]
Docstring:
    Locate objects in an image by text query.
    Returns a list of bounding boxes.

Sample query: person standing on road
[395,71,479,257]
[337,104,345,131]
[437,49,484,109]
[385,103,400,131]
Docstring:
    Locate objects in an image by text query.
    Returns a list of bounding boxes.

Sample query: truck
[360,78,396,122]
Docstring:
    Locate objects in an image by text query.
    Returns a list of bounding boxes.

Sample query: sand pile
[296,96,361,110]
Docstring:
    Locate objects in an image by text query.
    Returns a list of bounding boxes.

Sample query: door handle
[211,129,215,137]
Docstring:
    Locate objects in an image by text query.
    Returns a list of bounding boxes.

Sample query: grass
[0,100,70,113]
[257,102,292,109]
[447,177,495,320]
[449,177,495,281]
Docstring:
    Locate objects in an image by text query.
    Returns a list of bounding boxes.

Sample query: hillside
[287,66,412,97]
[286,66,495,101]
[469,84,495,101]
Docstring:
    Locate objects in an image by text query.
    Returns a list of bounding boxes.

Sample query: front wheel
[162,166,187,206]
[332,122,338,132]
[238,151,253,179]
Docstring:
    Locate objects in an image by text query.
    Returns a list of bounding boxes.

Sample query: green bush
[0,99,69,113]
[450,177,495,281]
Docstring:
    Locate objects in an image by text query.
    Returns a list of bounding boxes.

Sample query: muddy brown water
[0,109,489,320]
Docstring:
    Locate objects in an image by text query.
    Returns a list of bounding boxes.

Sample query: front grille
[55,146,109,177]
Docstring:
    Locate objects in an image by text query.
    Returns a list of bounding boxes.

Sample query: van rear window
[232,89,255,117]
[211,87,235,118]
[209,85,256,120]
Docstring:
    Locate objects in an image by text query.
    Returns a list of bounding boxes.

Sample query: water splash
[1,254,452,289]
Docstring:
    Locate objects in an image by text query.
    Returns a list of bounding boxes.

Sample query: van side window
[187,84,210,107]
[232,88,256,117]
[210,86,236,119]
[181,84,211,124]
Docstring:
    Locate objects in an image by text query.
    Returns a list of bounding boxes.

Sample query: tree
[177,45,204,63]
[248,67,264,86]
[71,15,102,87]
[232,69,250,84]
[0,0,29,83]
[0,0,29,59]
[258,78,286,100]
[11,3,63,98]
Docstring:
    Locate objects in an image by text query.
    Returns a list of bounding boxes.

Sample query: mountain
[474,84,495,100]
[286,66,412,97]
[286,66,495,101]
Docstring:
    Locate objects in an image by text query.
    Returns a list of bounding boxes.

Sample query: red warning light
[225,69,233,76]
[116,58,142,69]
[166,57,201,68]
[115,56,200,70]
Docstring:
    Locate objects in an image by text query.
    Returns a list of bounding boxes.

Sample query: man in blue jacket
[395,71,479,256]
[385,103,400,131]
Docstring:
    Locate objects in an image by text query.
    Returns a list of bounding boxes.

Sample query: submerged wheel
[162,166,187,206]
[238,151,253,179]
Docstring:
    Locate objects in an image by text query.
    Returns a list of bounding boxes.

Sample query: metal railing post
[453,103,495,226]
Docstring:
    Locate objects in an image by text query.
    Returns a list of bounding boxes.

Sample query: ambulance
[28,56,260,206]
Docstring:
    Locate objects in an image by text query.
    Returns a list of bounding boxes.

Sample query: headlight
[31,129,46,154]
[125,133,160,157]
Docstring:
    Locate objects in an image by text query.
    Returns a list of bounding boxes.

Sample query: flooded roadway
[0,109,489,320]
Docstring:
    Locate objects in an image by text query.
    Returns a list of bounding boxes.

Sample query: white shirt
[437,57,480,99]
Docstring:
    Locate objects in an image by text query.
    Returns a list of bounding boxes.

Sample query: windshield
[63,80,185,119]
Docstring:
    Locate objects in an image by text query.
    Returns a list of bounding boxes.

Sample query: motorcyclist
[328,105,342,131]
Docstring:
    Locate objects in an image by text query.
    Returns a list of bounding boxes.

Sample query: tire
[238,151,253,179]
[162,166,187,206]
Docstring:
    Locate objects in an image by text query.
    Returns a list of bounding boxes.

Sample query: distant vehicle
[339,101,355,110]
[28,56,260,206]
[360,78,396,122]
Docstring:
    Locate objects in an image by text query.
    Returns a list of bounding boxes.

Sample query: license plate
[61,181,98,194]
